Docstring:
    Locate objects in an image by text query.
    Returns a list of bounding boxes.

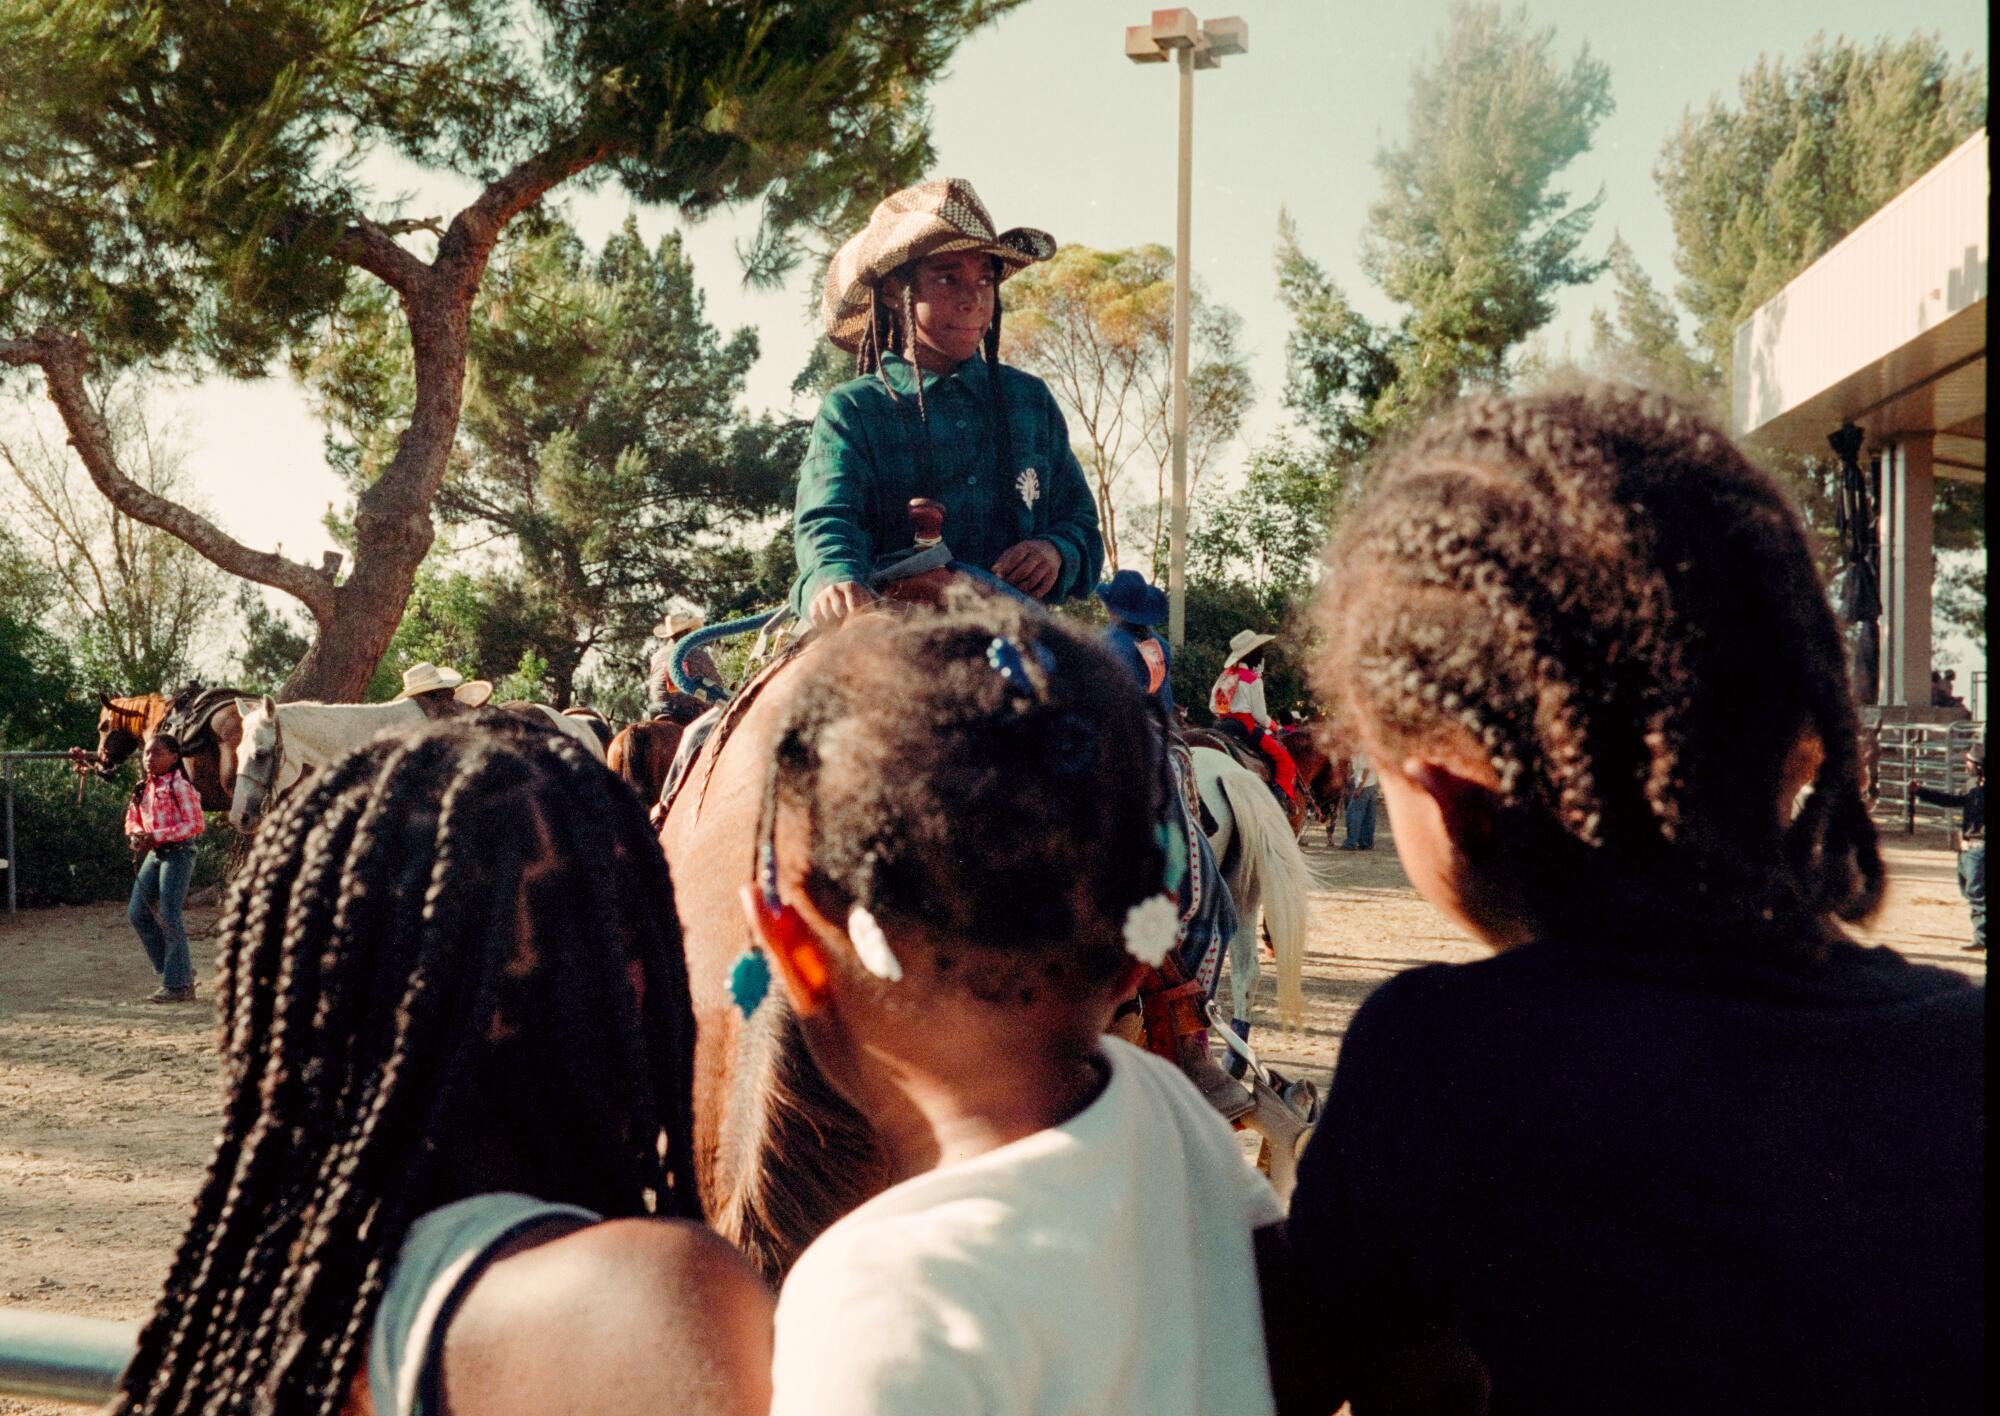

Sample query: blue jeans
[129,848,196,990]
[1344,786,1378,850]
[1960,842,1985,949]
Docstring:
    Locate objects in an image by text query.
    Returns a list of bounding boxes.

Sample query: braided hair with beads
[765,594,1167,1006]
[112,713,700,1416]
[853,258,1019,515]
[1314,381,1884,957]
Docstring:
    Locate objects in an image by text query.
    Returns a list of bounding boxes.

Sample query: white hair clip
[1121,894,1179,967]
[847,906,904,982]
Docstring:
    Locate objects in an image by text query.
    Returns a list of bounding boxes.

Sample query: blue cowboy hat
[1096,570,1169,627]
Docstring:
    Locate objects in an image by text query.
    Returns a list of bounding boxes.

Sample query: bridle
[92,699,155,776]
[235,710,284,822]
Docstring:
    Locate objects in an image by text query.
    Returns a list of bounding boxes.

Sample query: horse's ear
[261,694,277,716]
[234,697,260,720]
[98,690,113,709]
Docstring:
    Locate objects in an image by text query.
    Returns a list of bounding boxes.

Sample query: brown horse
[608,718,685,819]
[1277,722,1351,846]
[78,688,242,813]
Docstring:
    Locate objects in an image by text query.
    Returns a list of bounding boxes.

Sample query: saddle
[650,691,711,727]
[158,682,250,752]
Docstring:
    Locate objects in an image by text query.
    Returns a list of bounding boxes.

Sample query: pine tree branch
[0,329,339,621]
[333,217,434,294]
[437,136,615,287]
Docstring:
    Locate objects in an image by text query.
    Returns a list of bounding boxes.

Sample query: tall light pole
[1126,9,1247,649]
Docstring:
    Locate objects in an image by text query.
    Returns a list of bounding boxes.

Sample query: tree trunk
[280,286,472,701]
[2,141,604,703]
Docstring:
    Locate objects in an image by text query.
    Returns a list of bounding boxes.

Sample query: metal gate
[1871,719,1984,829]
[0,750,75,915]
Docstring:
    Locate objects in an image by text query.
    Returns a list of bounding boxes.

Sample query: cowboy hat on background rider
[645,609,725,718]
[393,661,493,719]
[792,178,1103,627]
[1210,630,1299,804]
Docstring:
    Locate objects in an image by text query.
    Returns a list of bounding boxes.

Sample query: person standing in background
[1341,752,1379,851]
[1912,737,1985,951]
[125,731,205,1003]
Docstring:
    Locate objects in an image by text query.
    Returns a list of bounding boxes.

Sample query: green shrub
[4,758,236,908]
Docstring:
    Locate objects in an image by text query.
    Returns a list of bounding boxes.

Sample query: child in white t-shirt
[741,598,1283,1416]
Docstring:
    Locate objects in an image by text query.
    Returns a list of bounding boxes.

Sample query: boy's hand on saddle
[810,579,879,627]
[993,539,1061,599]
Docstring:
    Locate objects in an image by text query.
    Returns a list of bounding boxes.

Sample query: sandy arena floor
[0,824,1982,1412]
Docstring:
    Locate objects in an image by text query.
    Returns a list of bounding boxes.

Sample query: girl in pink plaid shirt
[125,732,205,1003]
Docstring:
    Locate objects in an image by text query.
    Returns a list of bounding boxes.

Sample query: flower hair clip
[1122,894,1180,967]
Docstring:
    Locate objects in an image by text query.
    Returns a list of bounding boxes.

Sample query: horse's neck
[277,700,422,765]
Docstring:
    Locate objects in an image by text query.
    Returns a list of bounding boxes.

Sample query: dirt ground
[0,823,1982,1411]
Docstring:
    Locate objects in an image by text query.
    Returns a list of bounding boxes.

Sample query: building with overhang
[1731,130,1986,721]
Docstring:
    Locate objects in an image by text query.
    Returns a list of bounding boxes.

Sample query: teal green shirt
[790,353,1103,616]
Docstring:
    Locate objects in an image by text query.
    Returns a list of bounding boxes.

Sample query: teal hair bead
[728,947,772,1017]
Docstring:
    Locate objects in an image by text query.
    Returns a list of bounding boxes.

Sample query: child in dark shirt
[1274,384,1984,1415]
[1913,737,1985,951]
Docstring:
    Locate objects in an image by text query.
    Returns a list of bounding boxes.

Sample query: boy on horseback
[1210,630,1299,804]
[792,179,1103,626]
[1097,569,1176,717]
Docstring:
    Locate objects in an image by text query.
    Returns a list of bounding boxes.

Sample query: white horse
[1192,745,1312,1033]
[230,696,606,829]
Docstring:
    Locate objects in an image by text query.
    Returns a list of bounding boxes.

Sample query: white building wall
[1733,132,1988,439]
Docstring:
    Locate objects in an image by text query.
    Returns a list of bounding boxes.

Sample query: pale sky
[11,0,1991,674]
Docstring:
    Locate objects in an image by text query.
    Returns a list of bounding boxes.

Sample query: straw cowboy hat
[1096,570,1169,628]
[393,662,493,707]
[1222,630,1277,668]
[822,178,1057,353]
[651,610,704,640]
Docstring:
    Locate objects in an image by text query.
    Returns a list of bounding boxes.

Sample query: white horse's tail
[1213,760,1312,1031]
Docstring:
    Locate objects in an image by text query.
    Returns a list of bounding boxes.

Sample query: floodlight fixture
[1202,17,1248,57]
[1150,8,1200,48]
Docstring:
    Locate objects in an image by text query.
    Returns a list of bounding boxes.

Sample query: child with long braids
[124,730,205,1003]
[1274,384,1983,1414]
[792,178,1102,626]
[113,715,772,1416]
[746,600,1284,1414]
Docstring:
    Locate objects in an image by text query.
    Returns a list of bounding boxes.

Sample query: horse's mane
[714,991,889,1281]
[103,694,168,730]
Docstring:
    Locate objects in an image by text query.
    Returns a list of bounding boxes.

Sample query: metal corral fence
[0,1307,135,1405]
[1872,719,1985,829]
[1,751,74,915]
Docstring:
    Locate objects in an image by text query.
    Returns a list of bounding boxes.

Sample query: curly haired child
[113,715,771,1416]
[744,598,1284,1415]
[1274,383,1983,1415]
